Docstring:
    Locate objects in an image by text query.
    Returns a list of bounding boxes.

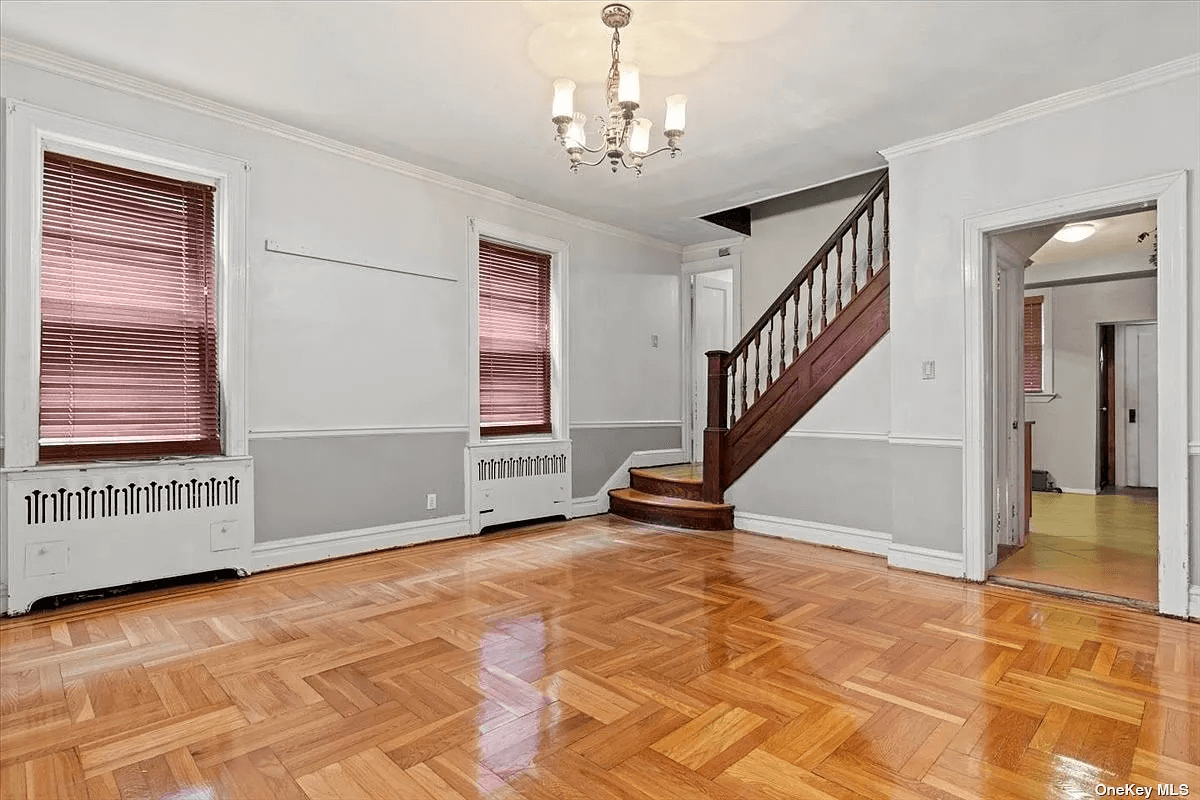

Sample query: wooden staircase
[608,464,733,530]
[609,171,891,529]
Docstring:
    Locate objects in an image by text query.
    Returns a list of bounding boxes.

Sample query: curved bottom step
[608,487,733,531]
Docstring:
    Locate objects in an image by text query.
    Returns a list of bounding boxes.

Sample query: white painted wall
[885,68,1199,567]
[1025,276,1157,493]
[0,59,683,554]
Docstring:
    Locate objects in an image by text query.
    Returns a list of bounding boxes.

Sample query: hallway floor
[989,490,1158,604]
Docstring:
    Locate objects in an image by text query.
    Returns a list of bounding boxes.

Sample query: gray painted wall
[728,437,892,533]
[1025,276,1156,493]
[570,425,682,498]
[251,432,466,542]
[891,443,963,552]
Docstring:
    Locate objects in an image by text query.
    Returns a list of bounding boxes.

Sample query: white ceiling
[2,1,1198,245]
[1030,210,1157,265]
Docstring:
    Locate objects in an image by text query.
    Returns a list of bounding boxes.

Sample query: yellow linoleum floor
[990,490,1158,603]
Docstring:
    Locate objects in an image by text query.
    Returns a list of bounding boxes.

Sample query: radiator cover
[467,441,571,533]
[2,456,253,614]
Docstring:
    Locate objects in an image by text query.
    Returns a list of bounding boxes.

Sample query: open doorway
[988,208,1160,606]
[688,268,735,461]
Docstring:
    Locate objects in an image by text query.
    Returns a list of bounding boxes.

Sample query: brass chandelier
[550,3,687,175]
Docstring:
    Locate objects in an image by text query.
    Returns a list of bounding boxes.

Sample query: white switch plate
[922,360,936,380]
[426,493,437,510]
[651,334,659,348]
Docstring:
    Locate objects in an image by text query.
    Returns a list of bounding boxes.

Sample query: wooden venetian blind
[478,240,552,436]
[1023,295,1044,393]
[38,152,220,462]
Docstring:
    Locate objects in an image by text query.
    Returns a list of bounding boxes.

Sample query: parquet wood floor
[2,515,1197,799]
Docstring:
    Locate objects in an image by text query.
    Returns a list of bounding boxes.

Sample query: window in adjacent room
[38,152,220,461]
[477,239,552,436]
[1023,294,1045,393]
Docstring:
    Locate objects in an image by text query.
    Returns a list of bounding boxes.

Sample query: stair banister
[704,170,890,505]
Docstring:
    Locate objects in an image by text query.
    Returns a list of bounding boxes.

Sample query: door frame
[963,171,1189,617]
[680,255,742,463]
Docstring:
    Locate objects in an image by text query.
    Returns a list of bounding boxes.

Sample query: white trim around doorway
[680,254,742,463]
[962,171,1189,617]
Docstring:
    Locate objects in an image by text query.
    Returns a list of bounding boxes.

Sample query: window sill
[1,453,251,474]
[469,435,570,448]
[1024,393,1056,404]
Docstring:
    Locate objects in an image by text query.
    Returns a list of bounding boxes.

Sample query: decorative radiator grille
[3,458,254,615]
[24,476,241,525]
[475,454,567,482]
[467,441,571,533]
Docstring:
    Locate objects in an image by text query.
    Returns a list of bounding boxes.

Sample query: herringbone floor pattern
[1,515,1197,799]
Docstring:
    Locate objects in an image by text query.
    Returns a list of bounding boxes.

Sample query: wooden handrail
[724,171,889,367]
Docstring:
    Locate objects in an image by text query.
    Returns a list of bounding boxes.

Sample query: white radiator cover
[467,441,571,533]
[2,456,253,614]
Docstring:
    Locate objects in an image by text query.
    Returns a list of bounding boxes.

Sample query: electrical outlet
[651,334,659,348]
[426,493,437,510]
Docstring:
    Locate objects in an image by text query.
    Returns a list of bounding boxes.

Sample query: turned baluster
[729,359,737,425]
[883,182,890,269]
[766,317,774,387]
[779,303,787,374]
[851,220,859,298]
[820,254,829,331]
[835,237,844,314]
[754,332,762,400]
[806,277,814,345]
[867,199,875,281]
[740,351,748,415]
[792,285,801,358]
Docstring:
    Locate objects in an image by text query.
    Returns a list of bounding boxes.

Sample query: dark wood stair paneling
[629,467,704,501]
[608,487,733,531]
[725,266,890,486]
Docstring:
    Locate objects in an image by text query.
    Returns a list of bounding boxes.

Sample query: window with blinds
[1023,295,1044,393]
[38,151,220,462]
[478,239,552,436]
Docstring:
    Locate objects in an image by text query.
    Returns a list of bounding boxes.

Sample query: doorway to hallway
[985,208,1161,607]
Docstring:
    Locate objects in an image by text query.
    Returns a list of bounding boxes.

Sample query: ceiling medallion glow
[550,3,687,175]
[1053,223,1096,243]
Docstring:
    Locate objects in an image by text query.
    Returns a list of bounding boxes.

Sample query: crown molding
[0,37,681,254]
[880,54,1200,160]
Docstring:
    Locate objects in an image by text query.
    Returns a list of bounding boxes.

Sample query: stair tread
[609,488,731,511]
[629,466,702,485]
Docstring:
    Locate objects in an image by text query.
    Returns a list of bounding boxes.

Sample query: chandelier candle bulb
[630,118,652,154]
[618,63,641,107]
[552,79,576,123]
[565,112,588,150]
[664,94,687,133]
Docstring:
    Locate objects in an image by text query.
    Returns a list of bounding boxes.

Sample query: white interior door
[691,270,734,462]
[1123,322,1158,488]
[990,252,1025,570]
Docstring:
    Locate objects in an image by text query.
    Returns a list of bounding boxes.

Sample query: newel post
[703,350,729,504]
